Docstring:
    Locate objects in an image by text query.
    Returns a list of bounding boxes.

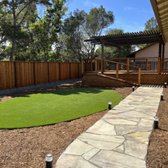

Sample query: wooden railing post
[138,68,141,85]
[146,58,148,70]
[116,63,119,79]
[127,58,130,74]
[157,57,161,74]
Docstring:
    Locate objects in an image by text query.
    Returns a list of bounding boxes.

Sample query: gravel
[147,88,168,168]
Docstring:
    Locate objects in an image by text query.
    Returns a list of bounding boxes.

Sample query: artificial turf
[0,88,123,129]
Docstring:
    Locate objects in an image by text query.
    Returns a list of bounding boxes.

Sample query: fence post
[13,61,17,88]
[116,63,119,79]
[81,61,84,75]
[127,58,130,74]
[69,63,71,79]
[33,62,36,85]
[47,62,50,82]
[138,68,141,85]
[59,62,61,80]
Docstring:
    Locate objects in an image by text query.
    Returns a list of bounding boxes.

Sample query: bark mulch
[0,87,131,168]
[147,88,168,168]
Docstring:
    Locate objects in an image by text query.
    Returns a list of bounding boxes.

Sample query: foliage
[0,3,114,62]
[0,0,67,61]
[138,17,159,49]
[145,17,159,31]
[0,88,123,128]
[95,29,133,59]
[61,6,114,62]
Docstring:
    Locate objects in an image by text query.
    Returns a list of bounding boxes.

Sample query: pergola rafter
[85,30,163,46]
[85,30,164,74]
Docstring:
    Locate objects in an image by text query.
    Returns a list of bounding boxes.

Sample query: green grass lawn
[0,88,123,129]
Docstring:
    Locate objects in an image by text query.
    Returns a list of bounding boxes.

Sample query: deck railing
[92,58,142,85]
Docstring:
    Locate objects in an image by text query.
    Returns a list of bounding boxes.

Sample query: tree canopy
[0,3,115,62]
[95,29,134,59]
[145,17,159,31]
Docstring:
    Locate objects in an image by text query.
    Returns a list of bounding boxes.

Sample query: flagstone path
[55,86,163,168]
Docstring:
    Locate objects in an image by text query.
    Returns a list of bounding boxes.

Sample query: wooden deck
[82,58,168,87]
[82,71,168,87]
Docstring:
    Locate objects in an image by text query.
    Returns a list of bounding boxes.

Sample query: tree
[27,0,67,61]
[0,0,67,61]
[61,6,114,62]
[0,0,49,60]
[137,17,159,49]
[96,29,133,59]
[145,17,159,31]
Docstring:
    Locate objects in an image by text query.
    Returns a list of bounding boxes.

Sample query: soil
[147,88,168,168]
[0,87,131,168]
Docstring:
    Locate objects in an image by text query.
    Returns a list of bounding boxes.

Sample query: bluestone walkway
[55,86,163,168]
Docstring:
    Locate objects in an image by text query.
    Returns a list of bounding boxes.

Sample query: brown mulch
[147,88,168,168]
[0,87,131,168]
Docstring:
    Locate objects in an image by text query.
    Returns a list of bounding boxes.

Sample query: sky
[38,0,156,33]
[65,0,156,33]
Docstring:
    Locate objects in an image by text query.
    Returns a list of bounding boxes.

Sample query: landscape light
[108,101,112,110]
[132,86,135,92]
[45,154,53,168]
[160,94,164,101]
[153,116,159,129]
[164,82,167,88]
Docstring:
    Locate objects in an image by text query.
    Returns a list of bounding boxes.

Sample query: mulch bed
[147,88,168,168]
[0,87,131,168]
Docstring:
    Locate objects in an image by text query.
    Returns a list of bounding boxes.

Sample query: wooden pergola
[151,0,168,42]
[85,30,165,74]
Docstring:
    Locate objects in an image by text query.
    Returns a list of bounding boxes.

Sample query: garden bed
[147,88,168,168]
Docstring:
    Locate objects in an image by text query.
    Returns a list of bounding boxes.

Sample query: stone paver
[55,86,163,168]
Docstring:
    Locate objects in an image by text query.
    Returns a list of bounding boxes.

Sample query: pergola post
[158,42,162,74]
[161,43,165,72]
[101,44,104,73]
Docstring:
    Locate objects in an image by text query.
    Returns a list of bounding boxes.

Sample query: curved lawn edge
[0,88,123,129]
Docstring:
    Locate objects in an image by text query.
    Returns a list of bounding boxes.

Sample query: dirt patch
[0,87,131,168]
[147,88,168,168]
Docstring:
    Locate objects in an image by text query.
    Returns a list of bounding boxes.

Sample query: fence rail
[0,61,82,89]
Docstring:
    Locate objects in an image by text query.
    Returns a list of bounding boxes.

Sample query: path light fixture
[164,82,167,88]
[132,86,135,92]
[153,116,159,129]
[45,154,53,168]
[108,101,112,110]
[161,94,164,101]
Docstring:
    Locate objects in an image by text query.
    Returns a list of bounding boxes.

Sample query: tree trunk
[11,0,17,61]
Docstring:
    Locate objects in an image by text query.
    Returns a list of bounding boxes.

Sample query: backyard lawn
[0,87,123,129]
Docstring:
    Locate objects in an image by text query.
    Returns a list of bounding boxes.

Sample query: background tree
[95,29,133,59]
[137,17,159,49]
[0,0,66,61]
[61,6,114,62]
[145,17,159,31]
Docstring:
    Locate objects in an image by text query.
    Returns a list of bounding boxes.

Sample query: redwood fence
[0,61,82,89]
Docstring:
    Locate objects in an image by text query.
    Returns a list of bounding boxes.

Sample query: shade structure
[151,0,168,42]
[85,30,163,46]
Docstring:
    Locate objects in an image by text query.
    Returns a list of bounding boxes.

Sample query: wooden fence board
[70,63,79,79]
[48,62,59,82]
[0,62,15,89]
[60,63,70,80]
[34,62,49,84]
[15,62,34,87]
[0,61,82,90]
